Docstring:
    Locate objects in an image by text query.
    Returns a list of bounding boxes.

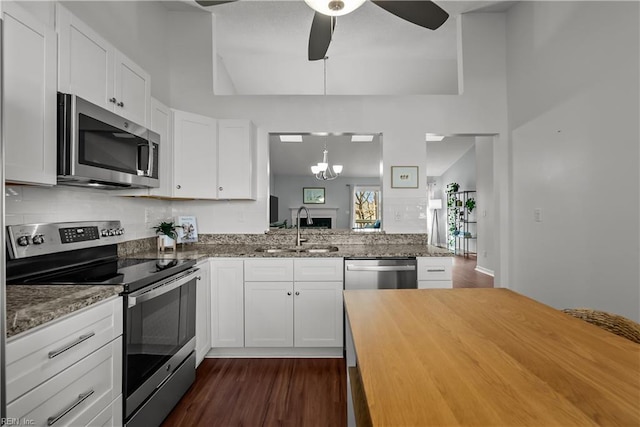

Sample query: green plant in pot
[446,182,460,194]
[465,198,476,213]
[153,221,178,248]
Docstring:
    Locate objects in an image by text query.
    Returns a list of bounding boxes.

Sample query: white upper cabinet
[2,1,57,185]
[217,119,257,200]
[148,98,174,198]
[172,109,218,199]
[57,5,150,126]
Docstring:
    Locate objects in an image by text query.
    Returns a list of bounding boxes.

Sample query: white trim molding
[475,265,495,277]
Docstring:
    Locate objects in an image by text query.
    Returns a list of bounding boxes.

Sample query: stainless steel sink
[254,246,339,254]
[254,247,299,253]
[304,246,339,253]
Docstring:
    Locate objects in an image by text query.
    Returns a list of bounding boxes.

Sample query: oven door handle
[128,268,198,308]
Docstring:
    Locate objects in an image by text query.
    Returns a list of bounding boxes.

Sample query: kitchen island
[344,288,640,426]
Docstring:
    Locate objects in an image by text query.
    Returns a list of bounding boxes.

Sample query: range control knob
[108,229,116,236]
[101,229,109,237]
[17,236,30,246]
[115,228,124,236]
[32,234,45,245]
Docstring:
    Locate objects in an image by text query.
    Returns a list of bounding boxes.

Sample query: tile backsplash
[5,185,172,240]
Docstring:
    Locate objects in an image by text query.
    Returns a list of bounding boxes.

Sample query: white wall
[475,136,494,274]
[273,175,380,229]
[166,12,509,242]
[506,1,640,320]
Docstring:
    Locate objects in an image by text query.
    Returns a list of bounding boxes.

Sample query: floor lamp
[429,199,442,246]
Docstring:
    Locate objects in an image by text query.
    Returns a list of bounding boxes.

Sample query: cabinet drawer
[417,257,453,281]
[294,258,343,282]
[244,258,293,282]
[8,337,122,426]
[7,297,122,403]
[418,280,453,289]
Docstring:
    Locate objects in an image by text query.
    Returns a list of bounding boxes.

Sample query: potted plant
[153,221,177,251]
[465,198,476,213]
[446,182,460,193]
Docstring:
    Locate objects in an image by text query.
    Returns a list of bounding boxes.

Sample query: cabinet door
[57,5,114,111]
[3,1,57,185]
[217,119,256,200]
[114,51,150,126]
[173,110,217,199]
[148,98,174,198]
[244,282,293,347]
[195,260,211,366]
[294,282,343,347]
[211,259,244,348]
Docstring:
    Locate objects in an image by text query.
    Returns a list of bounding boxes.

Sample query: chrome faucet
[296,206,313,247]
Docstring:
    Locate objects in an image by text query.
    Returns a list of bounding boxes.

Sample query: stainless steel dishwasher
[344,257,417,290]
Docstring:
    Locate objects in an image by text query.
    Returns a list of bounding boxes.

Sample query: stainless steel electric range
[6,221,198,427]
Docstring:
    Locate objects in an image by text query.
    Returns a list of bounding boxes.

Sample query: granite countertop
[132,243,453,260]
[6,285,123,339]
[6,240,451,338]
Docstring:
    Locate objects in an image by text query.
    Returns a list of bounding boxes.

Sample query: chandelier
[311,143,343,180]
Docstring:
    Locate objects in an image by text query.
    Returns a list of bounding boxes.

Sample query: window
[352,186,381,229]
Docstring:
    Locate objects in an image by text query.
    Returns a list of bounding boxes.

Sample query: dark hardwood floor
[162,255,491,426]
[452,254,494,288]
[162,358,347,427]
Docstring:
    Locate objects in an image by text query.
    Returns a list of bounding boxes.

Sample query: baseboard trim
[205,347,344,358]
[475,265,495,277]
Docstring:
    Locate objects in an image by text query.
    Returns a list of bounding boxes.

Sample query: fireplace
[300,217,331,228]
[290,207,338,229]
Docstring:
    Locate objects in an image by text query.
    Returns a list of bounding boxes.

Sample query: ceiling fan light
[304,0,366,16]
[318,162,329,172]
[311,165,321,174]
[333,165,343,174]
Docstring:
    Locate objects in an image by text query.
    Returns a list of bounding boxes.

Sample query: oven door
[124,268,197,419]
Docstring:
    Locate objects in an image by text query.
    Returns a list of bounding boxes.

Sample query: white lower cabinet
[195,259,212,366]
[6,297,123,426]
[244,281,294,347]
[417,256,453,288]
[211,259,245,348]
[244,258,344,349]
[293,281,344,347]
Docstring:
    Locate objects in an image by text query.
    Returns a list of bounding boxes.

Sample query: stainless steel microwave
[57,92,159,189]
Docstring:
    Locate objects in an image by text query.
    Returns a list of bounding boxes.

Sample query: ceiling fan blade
[308,12,335,61]
[195,0,237,7]
[371,0,449,30]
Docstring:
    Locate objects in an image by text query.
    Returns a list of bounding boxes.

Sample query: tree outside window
[353,186,380,229]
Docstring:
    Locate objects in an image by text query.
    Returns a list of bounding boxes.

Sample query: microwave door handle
[146,139,154,177]
[128,269,198,308]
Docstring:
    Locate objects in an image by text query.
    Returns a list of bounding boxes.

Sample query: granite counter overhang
[6,284,123,339]
[130,243,453,260]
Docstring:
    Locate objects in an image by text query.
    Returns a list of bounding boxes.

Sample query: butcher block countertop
[343,288,640,426]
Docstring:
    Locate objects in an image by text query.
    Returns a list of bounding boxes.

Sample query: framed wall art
[303,187,325,204]
[391,166,419,188]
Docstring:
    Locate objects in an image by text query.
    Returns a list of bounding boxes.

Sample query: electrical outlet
[482,209,487,217]
[534,208,543,222]
[394,211,401,221]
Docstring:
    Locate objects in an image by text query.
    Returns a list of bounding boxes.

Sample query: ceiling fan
[195,0,449,61]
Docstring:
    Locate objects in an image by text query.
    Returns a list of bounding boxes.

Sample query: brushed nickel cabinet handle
[176,185,181,189]
[287,292,292,296]
[427,268,446,272]
[48,332,95,359]
[117,101,124,107]
[47,390,94,425]
[295,291,300,296]
[108,97,116,103]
